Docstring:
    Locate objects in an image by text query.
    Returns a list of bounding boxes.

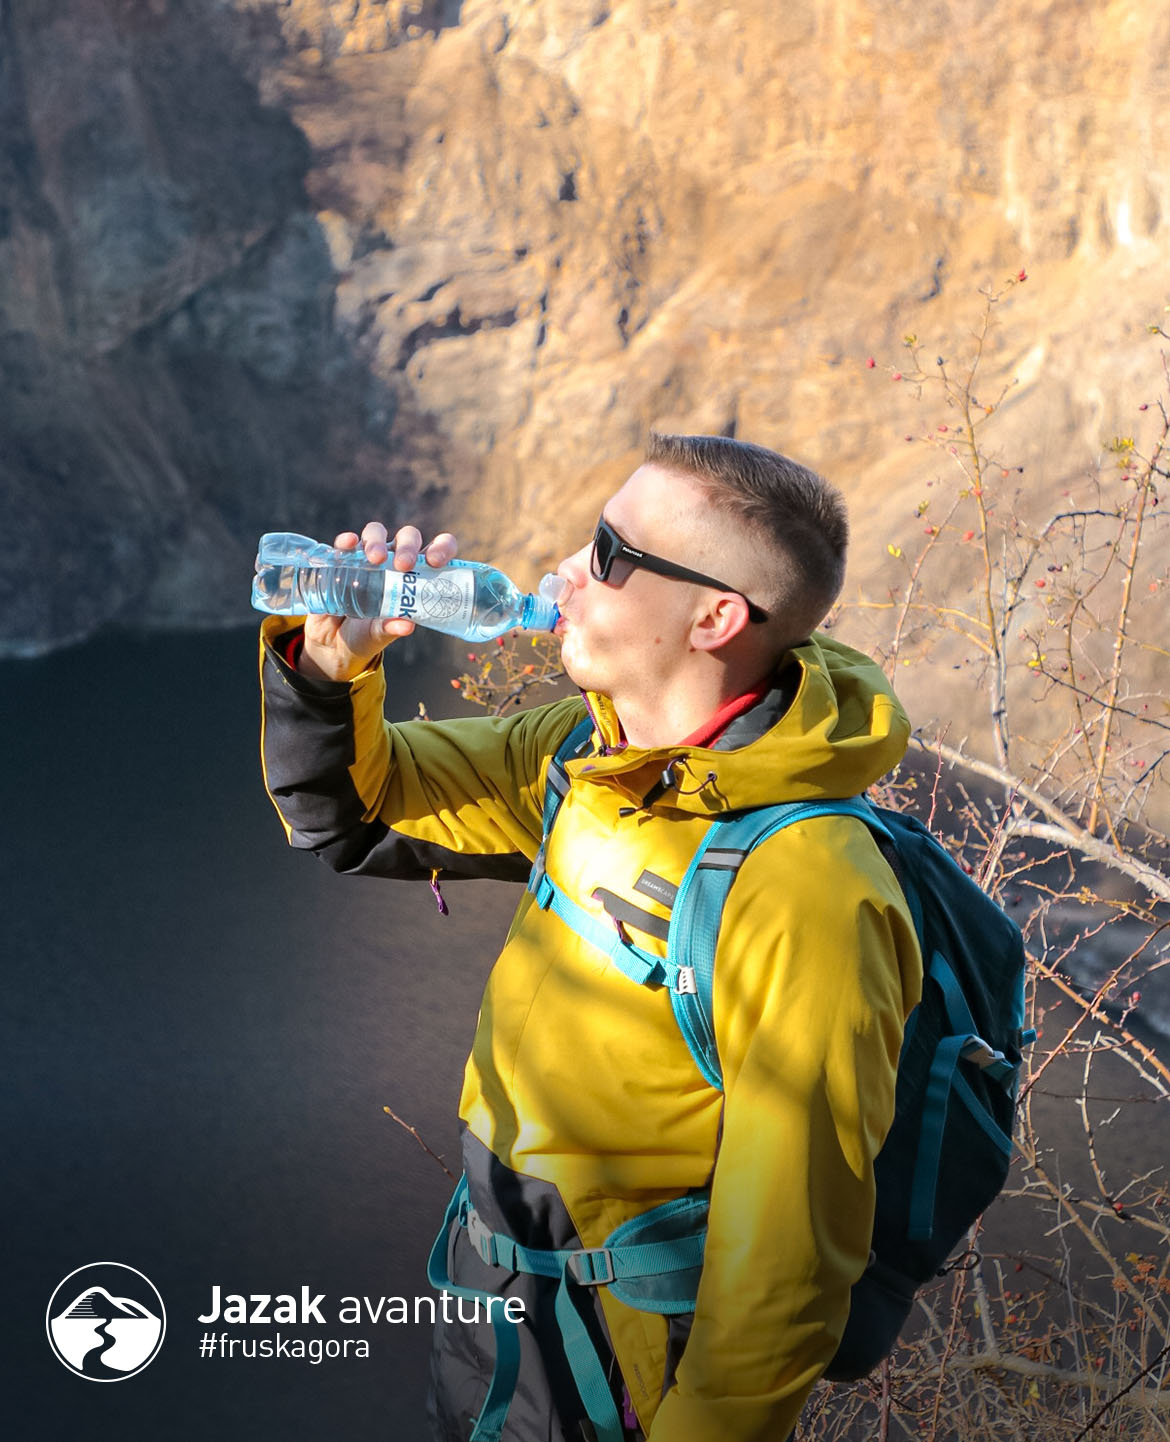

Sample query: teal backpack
[429,717,1034,1442]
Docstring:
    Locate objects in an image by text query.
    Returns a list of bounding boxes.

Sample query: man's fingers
[423,532,459,568]
[332,523,455,572]
[353,522,385,566]
[391,524,423,571]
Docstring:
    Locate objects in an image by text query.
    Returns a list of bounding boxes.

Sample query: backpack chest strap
[530,862,697,994]
[530,717,703,993]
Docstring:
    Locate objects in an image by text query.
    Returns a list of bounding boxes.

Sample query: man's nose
[557,541,592,589]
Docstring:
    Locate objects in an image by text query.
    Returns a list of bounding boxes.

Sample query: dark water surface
[3,627,520,1442]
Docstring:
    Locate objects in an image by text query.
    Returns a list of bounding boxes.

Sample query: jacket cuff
[259,616,383,698]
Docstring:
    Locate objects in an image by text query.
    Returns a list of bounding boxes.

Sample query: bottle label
[384,568,476,626]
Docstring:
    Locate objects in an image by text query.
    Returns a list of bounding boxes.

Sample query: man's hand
[299,523,458,682]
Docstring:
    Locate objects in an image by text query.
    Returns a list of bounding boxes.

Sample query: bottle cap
[523,573,564,631]
[539,573,567,606]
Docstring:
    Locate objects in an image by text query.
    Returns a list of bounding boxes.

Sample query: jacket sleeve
[647,816,922,1442]
[258,617,587,882]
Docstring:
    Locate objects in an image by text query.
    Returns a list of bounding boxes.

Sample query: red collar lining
[679,679,774,748]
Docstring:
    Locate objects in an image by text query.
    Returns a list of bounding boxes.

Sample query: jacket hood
[570,633,910,814]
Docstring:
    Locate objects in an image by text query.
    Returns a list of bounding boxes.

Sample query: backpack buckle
[567,1248,616,1286]
[465,1207,499,1268]
[676,966,698,995]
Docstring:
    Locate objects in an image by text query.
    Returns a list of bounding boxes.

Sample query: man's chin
[557,633,592,692]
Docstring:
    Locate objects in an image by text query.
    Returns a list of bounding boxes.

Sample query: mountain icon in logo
[47,1265,165,1380]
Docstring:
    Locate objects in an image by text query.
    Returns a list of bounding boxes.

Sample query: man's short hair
[645,432,848,644]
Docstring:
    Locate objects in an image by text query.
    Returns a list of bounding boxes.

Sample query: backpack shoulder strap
[539,714,594,837]
[669,797,884,1089]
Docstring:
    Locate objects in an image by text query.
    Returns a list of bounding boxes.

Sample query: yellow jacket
[260,618,922,1441]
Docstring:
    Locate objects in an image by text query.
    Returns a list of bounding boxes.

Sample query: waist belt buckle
[567,1248,615,1286]
[466,1207,498,1268]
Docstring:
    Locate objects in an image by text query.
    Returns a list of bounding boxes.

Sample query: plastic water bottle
[251,533,562,642]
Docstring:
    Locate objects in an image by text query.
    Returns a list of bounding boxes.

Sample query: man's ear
[689,594,751,652]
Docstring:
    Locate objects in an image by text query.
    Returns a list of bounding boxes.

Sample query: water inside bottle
[252,561,390,619]
[252,562,296,614]
[469,570,517,633]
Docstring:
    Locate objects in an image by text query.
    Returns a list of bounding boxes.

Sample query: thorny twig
[383,1106,456,1180]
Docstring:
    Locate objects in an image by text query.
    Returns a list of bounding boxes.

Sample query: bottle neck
[520,592,559,632]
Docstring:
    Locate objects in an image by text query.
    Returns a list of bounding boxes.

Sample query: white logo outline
[46,1262,166,1382]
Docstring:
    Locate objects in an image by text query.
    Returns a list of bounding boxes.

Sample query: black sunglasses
[590,516,768,623]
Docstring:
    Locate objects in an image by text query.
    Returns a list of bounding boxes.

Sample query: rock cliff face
[3,0,1169,656]
[0,0,411,653]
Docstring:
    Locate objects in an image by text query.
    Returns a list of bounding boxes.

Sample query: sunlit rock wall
[3,0,1168,661]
